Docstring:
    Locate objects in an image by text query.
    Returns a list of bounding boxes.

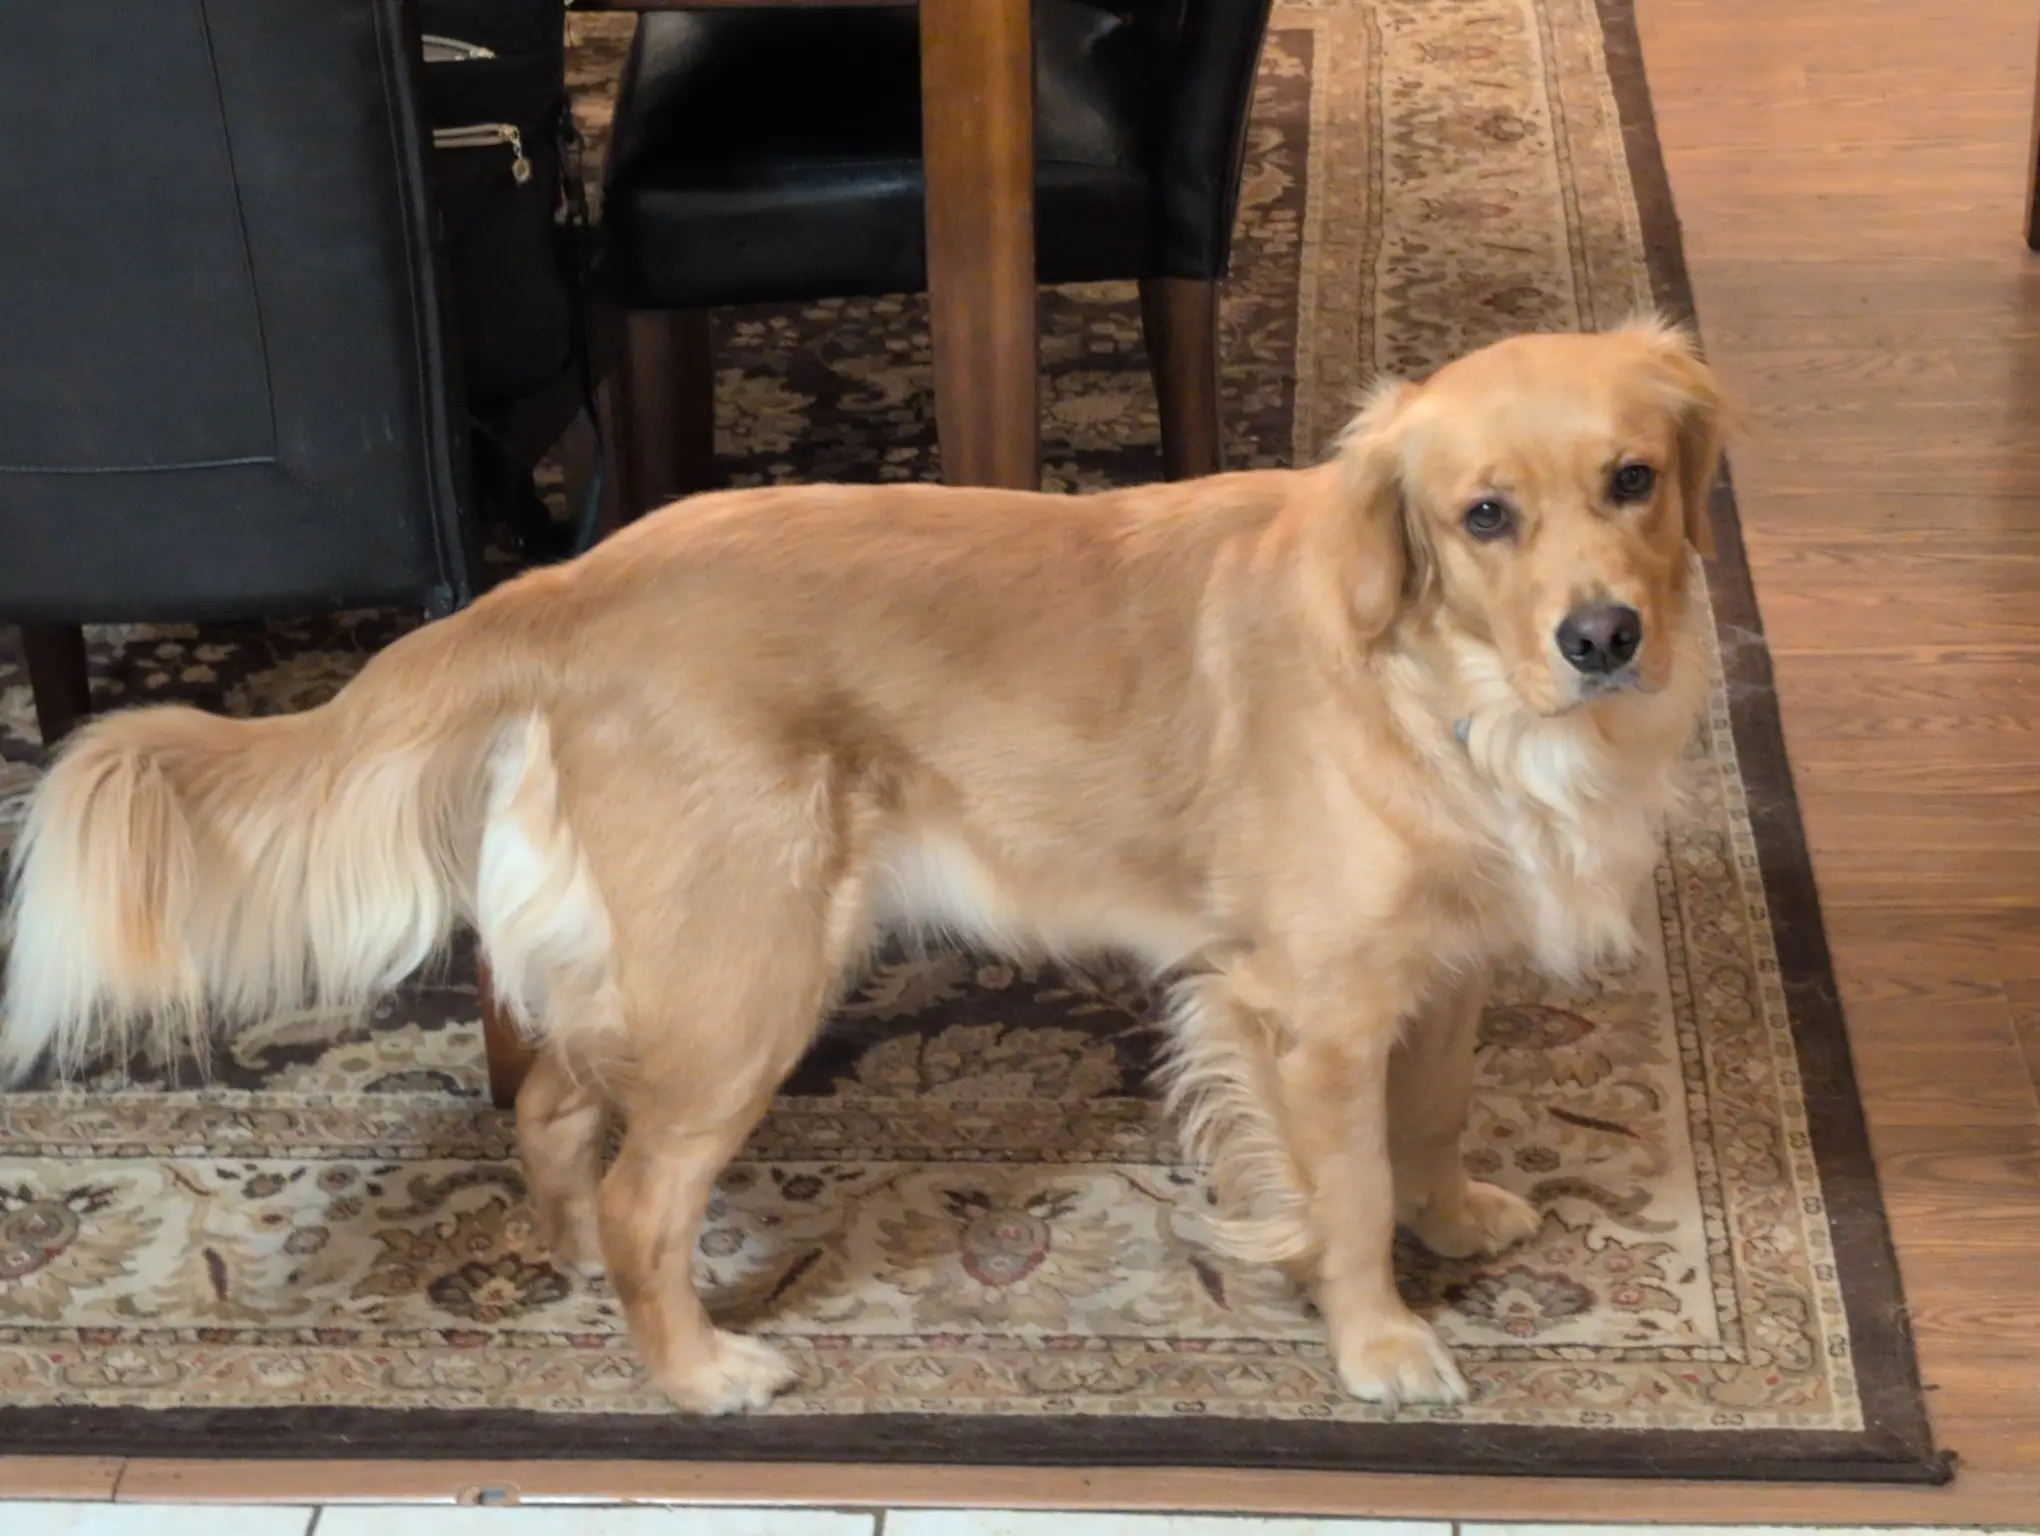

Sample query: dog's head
[1311,317,1729,716]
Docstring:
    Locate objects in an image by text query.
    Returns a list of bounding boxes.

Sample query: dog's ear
[1623,315,1733,559]
[1303,377,1425,652]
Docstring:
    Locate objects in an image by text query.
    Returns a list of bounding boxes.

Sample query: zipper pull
[421,34,498,63]
[433,122,532,184]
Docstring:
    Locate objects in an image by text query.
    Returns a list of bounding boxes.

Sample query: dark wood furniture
[580,0,1041,494]
[589,0,1271,512]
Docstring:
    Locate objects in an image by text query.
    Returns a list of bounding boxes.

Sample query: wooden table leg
[477,956,536,1110]
[920,0,1038,489]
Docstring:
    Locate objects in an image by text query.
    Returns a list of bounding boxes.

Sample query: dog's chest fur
[1419,693,1698,985]
[1456,724,1672,980]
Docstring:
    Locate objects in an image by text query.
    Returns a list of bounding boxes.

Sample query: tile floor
[3,1510,2036,1536]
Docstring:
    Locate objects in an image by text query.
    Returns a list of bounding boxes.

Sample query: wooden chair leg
[20,622,91,746]
[593,378,631,538]
[477,956,536,1110]
[618,309,716,517]
[668,310,717,498]
[1139,276,1225,481]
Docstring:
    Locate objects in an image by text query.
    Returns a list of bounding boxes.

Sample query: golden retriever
[0,317,1726,1414]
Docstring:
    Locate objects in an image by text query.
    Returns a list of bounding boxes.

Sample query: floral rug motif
[0,0,1938,1482]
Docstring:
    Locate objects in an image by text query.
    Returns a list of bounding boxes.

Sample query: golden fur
[0,318,1728,1412]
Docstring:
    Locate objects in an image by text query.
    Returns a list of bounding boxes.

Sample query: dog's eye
[1610,463,1657,503]
[1463,499,1512,540]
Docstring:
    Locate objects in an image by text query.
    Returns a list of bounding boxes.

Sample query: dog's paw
[1333,1313,1468,1409]
[658,1330,801,1416]
[1409,1180,1542,1260]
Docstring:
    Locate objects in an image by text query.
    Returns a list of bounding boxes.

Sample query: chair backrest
[0,0,480,625]
[1152,0,1277,281]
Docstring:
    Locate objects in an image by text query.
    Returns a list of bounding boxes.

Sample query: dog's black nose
[1556,602,1643,675]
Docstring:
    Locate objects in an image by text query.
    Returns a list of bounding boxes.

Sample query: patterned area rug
[0,0,1941,1482]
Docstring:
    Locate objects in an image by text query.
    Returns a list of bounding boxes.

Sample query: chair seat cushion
[602,2,1166,309]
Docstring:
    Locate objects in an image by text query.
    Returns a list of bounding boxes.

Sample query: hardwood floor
[6,0,2039,1517]
[1638,0,2040,1486]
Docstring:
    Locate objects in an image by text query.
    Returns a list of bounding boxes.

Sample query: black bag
[417,0,601,560]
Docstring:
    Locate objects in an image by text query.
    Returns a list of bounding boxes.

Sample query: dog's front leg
[1389,974,1542,1259]
[1273,990,1468,1408]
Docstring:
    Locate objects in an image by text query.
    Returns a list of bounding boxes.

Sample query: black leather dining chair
[598,0,1275,503]
[0,0,482,745]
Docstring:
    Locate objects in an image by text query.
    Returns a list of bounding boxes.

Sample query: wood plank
[1842,997,2040,1128]
[1663,142,2020,195]
[1823,970,2005,1007]
[1762,591,2040,644]
[1708,346,2035,403]
[1791,856,2040,909]
[106,1459,2040,1522]
[1728,490,2040,534]
[1828,908,2040,987]
[2008,983,2040,1108]
[1748,528,2040,570]
[0,1457,125,1501]
[1675,201,2029,260]
[1786,737,2040,782]
[1641,94,2020,145]
[1859,1123,2040,1240]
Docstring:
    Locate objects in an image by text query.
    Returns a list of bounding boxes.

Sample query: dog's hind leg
[546,726,884,1413]
[600,1068,800,1414]
[595,870,864,1416]
[1389,973,1542,1260]
[516,1044,609,1272]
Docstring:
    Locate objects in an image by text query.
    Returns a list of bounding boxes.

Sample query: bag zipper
[421,34,498,63]
[433,122,532,184]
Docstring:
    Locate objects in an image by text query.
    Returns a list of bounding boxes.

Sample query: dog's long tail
[0,617,606,1084]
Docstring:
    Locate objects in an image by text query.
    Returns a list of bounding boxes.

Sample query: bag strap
[472,100,605,568]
